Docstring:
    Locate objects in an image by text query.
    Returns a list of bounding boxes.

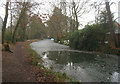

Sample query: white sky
[0,0,119,29]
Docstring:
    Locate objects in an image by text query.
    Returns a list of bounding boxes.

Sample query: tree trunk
[72,1,79,31]
[10,2,13,34]
[12,3,26,43]
[105,2,117,48]
[22,8,27,41]
[2,2,9,44]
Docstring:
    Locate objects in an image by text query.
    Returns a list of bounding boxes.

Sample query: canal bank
[30,39,120,82]
[25,40,72,82]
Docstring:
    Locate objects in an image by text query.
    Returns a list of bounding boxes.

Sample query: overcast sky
[0,0,119,29]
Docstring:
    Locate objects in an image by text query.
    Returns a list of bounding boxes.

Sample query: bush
[69,24,107,51]
[69,30,80,49]
[5,31,12,42]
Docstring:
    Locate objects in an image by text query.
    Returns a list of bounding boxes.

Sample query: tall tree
[47,7,67,40]
[72,1,79,30]
[105,0,117,48]
[2,1,9,44]
[68,0,89,31]
[12,2,28,43]
[28,15,46,39]
[12,2,39,43]
[10,2,13,34]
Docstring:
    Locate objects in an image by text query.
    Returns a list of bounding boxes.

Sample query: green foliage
[28,15,47,39]
[50,65,54,70]
[38,64,46,69]
[69,30,80,49]
[5,31,12,42]
[5,14,47,43]
[52,71,72,81]
[69,24,108,51]
[68,10,116,52]
[57,38,70,46]
[32,58,38,65]
[47,7,72,41]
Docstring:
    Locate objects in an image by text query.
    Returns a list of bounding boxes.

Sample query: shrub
[69,30,80,49]
[5,31,12,42]
[69,24,107,51]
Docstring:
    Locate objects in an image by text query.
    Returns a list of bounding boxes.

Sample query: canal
[30,39,119,82]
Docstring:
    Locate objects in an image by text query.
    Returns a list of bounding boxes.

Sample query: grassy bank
[24,40,72,82]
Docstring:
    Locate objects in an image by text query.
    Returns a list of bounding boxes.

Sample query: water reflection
[41,51,119,82]
[42,52,54,69]
[42,52,48,59]
[111,72,119,82]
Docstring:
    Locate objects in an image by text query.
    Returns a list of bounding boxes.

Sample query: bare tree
[2,1,9,44]
[12,2,27,43]
[68,0,89,31]
[12,2,39,43]
[10,2,13,34]
[105,0,117,48]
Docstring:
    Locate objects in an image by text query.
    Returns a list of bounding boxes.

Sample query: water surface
[30,39,119,82]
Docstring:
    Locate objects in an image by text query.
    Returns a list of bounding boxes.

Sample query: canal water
[30,39,120,82]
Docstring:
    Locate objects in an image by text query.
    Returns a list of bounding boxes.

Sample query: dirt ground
[2,42,37,82]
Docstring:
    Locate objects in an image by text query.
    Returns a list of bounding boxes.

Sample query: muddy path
[2,42,36,82]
